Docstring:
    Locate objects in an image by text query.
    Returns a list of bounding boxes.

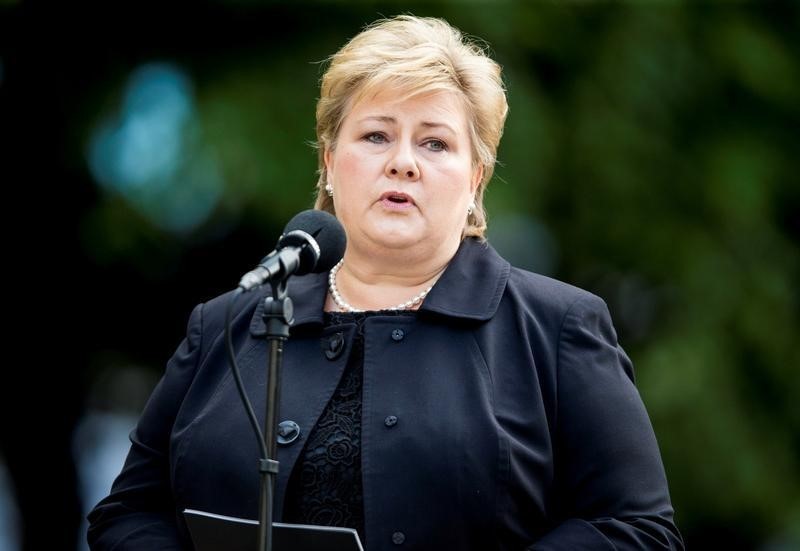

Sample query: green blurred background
[1,1,798,549]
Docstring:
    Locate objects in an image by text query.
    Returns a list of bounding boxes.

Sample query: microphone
[238,210,346,291]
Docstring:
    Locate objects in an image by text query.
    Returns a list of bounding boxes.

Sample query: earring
[467,202,475,216]
[325,182,334,197]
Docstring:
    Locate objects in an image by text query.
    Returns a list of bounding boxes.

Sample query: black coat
[88,238,683,550]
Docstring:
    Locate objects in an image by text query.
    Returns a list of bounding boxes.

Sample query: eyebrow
[358,116,457,135]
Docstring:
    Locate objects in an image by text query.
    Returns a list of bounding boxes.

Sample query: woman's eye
[425,139,447,152]
[364,132,387,144]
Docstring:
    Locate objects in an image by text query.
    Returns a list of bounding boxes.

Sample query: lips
[379,191,415,206]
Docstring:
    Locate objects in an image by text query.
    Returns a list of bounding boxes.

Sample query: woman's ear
[471,165,484,195]
[324,147,334,176]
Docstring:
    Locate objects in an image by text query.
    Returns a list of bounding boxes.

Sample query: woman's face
[325,89,482,258]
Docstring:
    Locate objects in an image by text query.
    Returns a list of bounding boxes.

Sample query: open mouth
[380,191,415,206]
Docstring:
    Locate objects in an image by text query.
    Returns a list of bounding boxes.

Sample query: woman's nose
[386,143,419,180]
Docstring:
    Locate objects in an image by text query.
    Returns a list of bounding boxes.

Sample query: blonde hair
[313,15,508,238]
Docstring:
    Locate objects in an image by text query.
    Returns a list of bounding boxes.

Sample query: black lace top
[283,310,414,541]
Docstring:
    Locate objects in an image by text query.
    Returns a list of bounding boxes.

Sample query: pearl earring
[467,202,476,216]
[325,183,334,197]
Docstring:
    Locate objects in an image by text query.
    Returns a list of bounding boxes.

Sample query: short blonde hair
[313,15,508,238]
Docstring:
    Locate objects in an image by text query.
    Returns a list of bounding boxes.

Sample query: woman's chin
[361,220,426,251]
[370,231,422,251]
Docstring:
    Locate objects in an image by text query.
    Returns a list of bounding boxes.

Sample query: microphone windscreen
[282,210,346,274]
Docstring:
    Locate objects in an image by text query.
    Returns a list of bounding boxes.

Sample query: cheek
[429,166,474,206]
[334,147,381,179]
[331,153,358,202]
[332,151,375,219]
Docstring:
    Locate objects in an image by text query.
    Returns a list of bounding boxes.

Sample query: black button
[391,329,404,342]
[384,415,398,427]
[392,531,405,545]
[276,420,301,445]
[323,332,344,360]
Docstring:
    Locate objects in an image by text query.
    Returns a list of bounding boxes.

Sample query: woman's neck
[325,240,458,312]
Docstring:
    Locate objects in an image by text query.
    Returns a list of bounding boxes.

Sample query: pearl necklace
[328,259,434,312]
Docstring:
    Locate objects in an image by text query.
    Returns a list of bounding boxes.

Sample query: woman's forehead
[345,88,470,129]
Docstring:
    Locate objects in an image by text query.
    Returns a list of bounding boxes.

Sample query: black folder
[183,509,364,551]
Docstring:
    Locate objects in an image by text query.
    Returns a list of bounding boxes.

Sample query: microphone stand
[257,277,294,551]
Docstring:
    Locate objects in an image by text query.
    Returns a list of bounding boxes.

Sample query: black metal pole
[257,290,293,551]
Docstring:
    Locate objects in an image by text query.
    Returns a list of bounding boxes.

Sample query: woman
[88,15,684,550]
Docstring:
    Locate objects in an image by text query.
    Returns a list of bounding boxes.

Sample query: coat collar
[250,238,510,336]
